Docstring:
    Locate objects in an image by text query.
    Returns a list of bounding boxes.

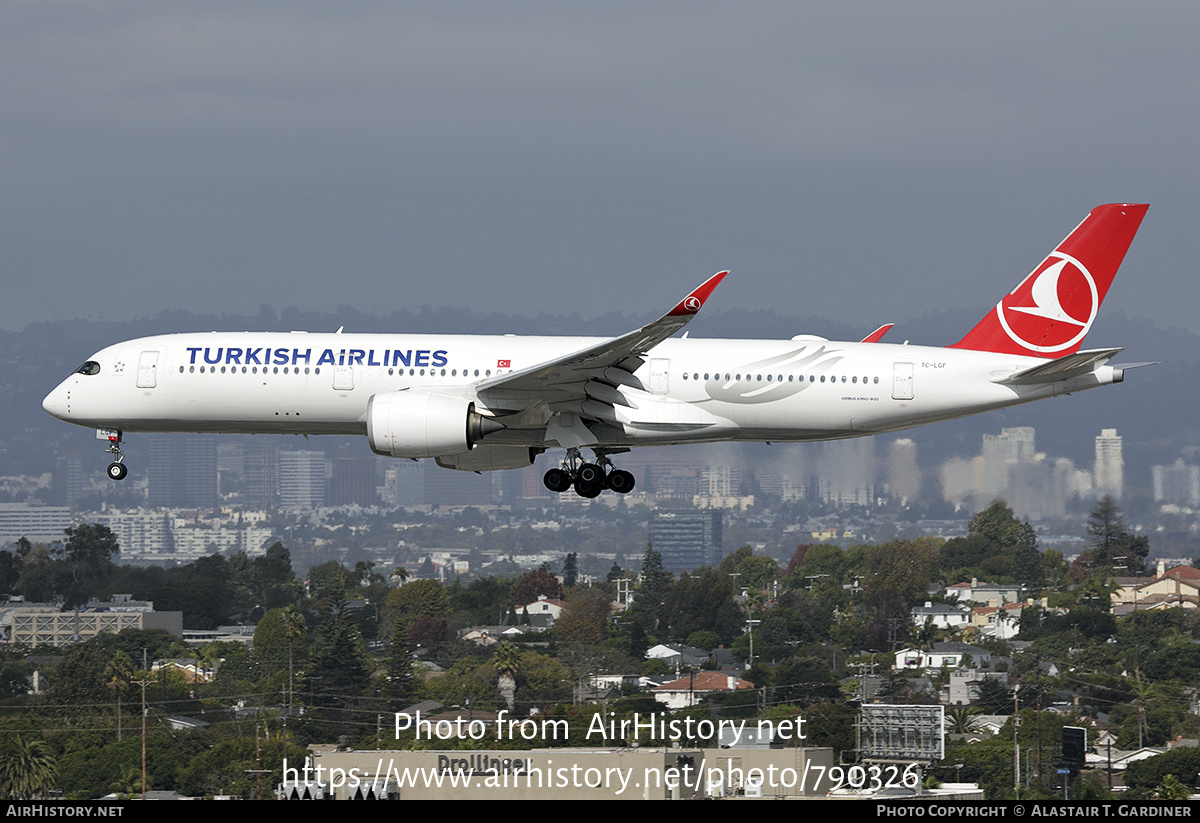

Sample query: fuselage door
[136,351,159,388]
[892,362,914,400]
[649,359,670,395]
[333,365,354,391]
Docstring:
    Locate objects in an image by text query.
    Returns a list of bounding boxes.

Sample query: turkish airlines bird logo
[682,296,702,312]
[997,252,1098,353]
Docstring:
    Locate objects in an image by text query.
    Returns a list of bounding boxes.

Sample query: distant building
[330,450,379,507]
[148,434,217,508]
[423,460,491,506]
[243,439,280,509]
[1153,459,1200,507]
[6,595,182,647]
[279,449,326,508]
[0,504,73,545]
[1094,428,1124,498]
[648,509,722,573]
[651,671,754,709]
[52,454,83,507]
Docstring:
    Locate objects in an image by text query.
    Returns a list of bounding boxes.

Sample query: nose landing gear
[99,429,128,480]
[542,449,636,498]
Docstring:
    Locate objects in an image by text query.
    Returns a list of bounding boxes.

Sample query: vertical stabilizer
[951,203,1148,358]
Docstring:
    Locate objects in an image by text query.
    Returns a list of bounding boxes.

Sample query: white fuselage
[41,330,1121,450]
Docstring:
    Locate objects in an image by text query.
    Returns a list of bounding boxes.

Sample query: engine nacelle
[366,391,503,458]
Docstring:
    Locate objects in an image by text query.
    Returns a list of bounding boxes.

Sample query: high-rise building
[424,460,491,506]
[279,449,327,508]
[330,450,379,507]
[243,439,280,509]
[1094,428,1124,498]
[52,454,83,507]
[1153,459,1199,507]
[148,435,217,508]
[649,509,723,574]
[887,439,920,503]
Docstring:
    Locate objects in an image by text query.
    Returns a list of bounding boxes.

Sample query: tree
[383,579,452,630]
[1074,496,1150,576]
[105,651,135,742]
[511,567,563,606]
[383,618,418,710]
[562,552,578,589]
[554,589,611,645]
[638,544,673,626]
[57,523,120,606]
[1087,495,1127,554]
[0,736,57,799]
[493,641,521,712]
[310,590,371,709]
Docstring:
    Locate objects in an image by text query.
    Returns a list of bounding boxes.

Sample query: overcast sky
[3,2,1197,339]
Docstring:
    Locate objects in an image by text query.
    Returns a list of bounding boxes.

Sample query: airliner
[43,203,1149,498]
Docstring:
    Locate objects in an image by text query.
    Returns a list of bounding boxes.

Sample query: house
[459,625,529,646]
[894,642,991,672]
[911,602,972,630]
[1116,565,1200,613]
[519,596,567,627]
[945,668,1009,706]
[970,603,1024,640]
[945,580,1023,607]
[651,671,754,709]
[645,643,710,669]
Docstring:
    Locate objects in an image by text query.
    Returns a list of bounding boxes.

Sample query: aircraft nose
[43,383,69,420]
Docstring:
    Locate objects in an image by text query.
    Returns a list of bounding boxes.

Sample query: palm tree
[493,642,521,712]
[280,605,307,716]
[105,651,134,742]
[948,706,980,734]
[0,736,57,799]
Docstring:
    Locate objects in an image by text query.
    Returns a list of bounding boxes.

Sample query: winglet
[861,323,894,343]
[667,271,728,317]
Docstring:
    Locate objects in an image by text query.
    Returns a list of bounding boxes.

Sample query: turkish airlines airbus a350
[43,203,1149,498]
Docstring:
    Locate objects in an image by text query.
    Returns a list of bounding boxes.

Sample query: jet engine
[366,391,504,458]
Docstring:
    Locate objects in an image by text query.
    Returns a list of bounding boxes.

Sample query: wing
[475,272,727,439]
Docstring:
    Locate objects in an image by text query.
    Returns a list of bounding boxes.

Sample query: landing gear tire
[607,469,635,494]
[575,478,603,498]
[543,468,572,493]
[577,463,605,487]
[107,462,128,481]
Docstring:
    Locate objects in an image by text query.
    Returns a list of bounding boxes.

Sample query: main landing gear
[100,429,128,480]
[543,449,635,498]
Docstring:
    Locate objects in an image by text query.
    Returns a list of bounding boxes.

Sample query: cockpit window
[75,361,101,376]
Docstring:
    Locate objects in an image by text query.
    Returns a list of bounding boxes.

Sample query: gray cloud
[3,2,1197,335]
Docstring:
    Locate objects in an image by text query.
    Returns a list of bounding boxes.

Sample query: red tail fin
[950,203,1148,358]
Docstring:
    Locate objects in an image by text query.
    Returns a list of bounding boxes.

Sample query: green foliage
[252,606,308,681]
[309,590,371,711]
[384,579,452,630]
[561,552,578,589]
[382,619,418,710]
[511,567,563,605]
[938,502,1040,585]
[0,736,57,799]
[662,565,741,644]
[554,589,611,646]
[1073,496,1150,577]
[1125,747,1200,793]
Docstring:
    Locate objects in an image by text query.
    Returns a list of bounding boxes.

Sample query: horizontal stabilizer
[994,347,1124,385]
